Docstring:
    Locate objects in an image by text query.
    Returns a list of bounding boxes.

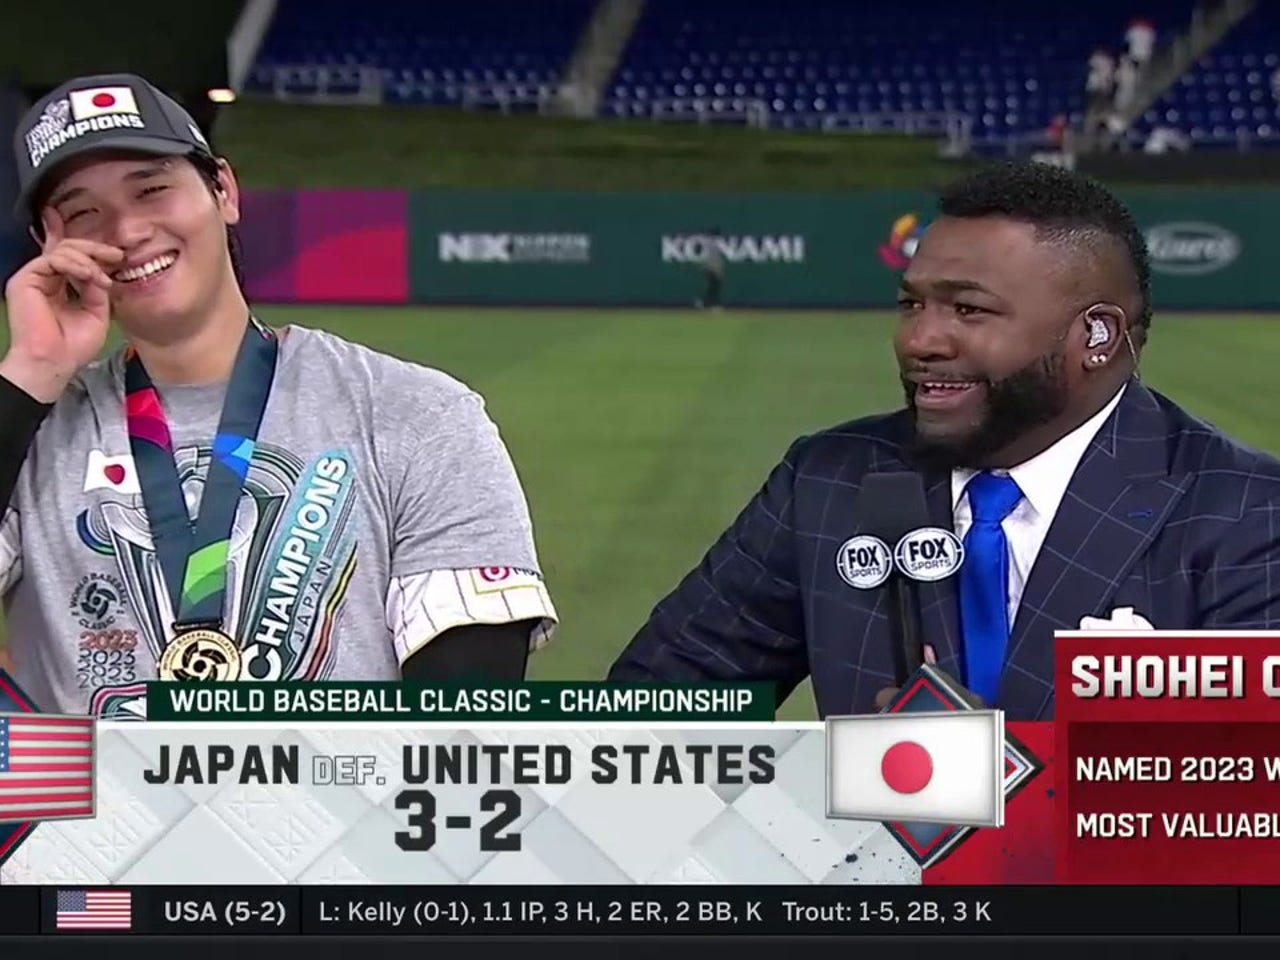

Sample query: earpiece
[1086,316,1111,349]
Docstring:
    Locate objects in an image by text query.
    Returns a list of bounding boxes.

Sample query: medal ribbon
[124,319,278,635]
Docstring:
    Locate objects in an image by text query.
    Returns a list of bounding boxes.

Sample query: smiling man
[610,161,1280,720]
[0,73,556,716]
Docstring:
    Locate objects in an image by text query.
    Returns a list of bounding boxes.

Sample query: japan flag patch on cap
[69,86,140,121]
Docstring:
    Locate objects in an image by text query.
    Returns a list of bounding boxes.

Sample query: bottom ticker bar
[0,887,38,936]
[296,886,1234,936]
[7,886,1244,937]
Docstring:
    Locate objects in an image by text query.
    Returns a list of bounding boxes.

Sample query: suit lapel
[1005,381,1193,690]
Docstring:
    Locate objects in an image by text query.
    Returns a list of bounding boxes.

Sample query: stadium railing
[256,65,384,105]
[605,100,972,152]
[458,85,563,115]
[613,97,773,127]
[815,111,972,155]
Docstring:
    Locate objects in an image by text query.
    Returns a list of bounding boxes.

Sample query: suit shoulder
[785,409,910,473]
[1156,391,1280,494]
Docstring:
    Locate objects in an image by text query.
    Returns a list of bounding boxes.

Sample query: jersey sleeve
[387,390,558,662]
[0,508,21,598]
[387,567,557,664]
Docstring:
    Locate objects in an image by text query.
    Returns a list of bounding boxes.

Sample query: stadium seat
[603,0,1200,141]
[247,0,596,106]
[244,0,1254,147]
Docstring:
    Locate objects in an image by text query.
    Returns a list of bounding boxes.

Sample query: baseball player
[0,73,557,717]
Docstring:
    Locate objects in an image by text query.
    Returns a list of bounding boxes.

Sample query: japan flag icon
[69,86,140,121]
[825,710,1005,828]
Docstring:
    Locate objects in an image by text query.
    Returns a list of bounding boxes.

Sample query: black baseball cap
[13,72,216,224]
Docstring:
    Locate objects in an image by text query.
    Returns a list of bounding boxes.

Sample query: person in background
[1086,48,1116,115]
[1143,126,1190,154]
[696,226,725,312]
[1109,54,1141,134]
[1125,18,1157,69]
[1046,114,1069,150]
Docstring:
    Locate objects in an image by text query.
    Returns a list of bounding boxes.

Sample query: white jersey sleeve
[384,385,558,665]
[0,509,21,598]
[386,567,557,665]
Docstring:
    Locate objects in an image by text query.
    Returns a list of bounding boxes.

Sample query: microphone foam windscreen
[855,472,931,543]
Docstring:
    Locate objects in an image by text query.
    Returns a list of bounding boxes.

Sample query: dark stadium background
[1,0,1275,718]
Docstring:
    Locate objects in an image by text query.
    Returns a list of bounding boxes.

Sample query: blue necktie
[959,473,1023,705]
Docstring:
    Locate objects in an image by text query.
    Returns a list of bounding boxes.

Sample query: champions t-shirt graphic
[76,440,360,716]
[0,326,556,716]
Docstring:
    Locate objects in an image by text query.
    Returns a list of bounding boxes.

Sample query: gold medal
[158,628,243,681]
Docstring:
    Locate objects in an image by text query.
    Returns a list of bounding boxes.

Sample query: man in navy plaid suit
[610,162,1280,721]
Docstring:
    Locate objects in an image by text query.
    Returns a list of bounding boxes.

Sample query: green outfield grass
[3,308,1280,717]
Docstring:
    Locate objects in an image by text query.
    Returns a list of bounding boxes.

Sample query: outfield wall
[237,188,1270,309]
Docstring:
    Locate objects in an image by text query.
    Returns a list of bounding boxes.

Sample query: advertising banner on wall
[235,188,1279,309]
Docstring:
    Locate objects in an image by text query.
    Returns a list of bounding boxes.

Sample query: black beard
[903,348,1070,472]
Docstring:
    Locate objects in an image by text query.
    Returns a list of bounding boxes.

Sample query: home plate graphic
[0,669,98,868]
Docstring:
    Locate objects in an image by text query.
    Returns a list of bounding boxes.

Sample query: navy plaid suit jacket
[609,380,1280,720]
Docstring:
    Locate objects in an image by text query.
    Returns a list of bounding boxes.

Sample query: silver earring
[1090,354,1106,364]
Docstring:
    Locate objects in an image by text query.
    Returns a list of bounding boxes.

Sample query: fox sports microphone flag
[0,714,96,823]
[825,710,1005,827]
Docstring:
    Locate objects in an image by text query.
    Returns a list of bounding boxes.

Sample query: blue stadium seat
[604,0,1200,140]
[246,0,1260,146]
[246,0,595,105]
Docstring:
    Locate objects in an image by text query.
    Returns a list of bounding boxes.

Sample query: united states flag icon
[55,890,132,930]
[0,713,96,823]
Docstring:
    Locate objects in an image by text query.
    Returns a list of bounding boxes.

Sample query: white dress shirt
[951,386,1126,625]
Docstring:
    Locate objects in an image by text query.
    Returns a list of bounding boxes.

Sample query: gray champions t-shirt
[0,324,557,716]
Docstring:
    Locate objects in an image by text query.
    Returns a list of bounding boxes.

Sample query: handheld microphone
[852,473,965,684]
